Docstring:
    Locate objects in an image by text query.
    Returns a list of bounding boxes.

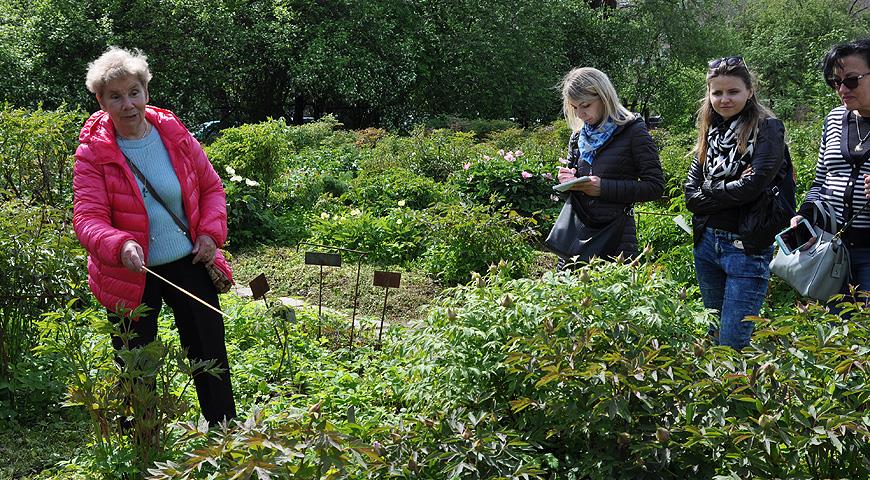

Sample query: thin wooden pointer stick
[142,266,226,317]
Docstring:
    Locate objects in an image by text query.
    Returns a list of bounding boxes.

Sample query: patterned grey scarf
[704,118,754,181]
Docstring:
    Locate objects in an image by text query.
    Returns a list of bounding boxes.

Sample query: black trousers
[108,255,236,424]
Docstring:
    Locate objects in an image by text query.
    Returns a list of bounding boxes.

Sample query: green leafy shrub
[649,128,695,195]
[424,115,518,138]
[453,148,559,220]
[341,168,454,215]
[0,104,86,207]
[396,259,710,411]
[784,119,824,202]
[223,169,308,249]
[407,126,480,181]
[206,119,290,202]
[420,204,534,285]
[148,406,377,479]
[503,283,870,478]
[36,304,224,478]
[285,114,354,151]
[308,205,426,266]
[0,200,88,415]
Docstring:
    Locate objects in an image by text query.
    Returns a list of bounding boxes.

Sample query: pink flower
[498,149,505,156]
[558,157,569,165]
[521,171,532,179]
[505,152,515,162]
[515,150,524,157]
[482,155,491,161]
[463,162,471,170]
[543,172,553,180]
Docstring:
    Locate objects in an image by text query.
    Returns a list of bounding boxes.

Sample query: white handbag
[769,201,853,301]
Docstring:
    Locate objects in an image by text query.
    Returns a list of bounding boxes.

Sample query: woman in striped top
[791,38,870,297]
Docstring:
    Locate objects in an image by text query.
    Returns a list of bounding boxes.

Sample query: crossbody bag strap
[834,199,870,240]
[123,153,193,241]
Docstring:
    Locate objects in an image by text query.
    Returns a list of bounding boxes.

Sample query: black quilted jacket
[566,116,664,257]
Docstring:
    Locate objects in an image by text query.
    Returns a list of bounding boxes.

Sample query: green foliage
[36,303,225,477]
[284,114,350,151]
[147,406,378,479]
[222,170,308,250]
[504,285,870,478]
[420,204,534,285]
[737,0,865,120]
[406,127,480,182]
[0,103,87,206]
[308,205,426,266]
[424,115,518,138]
[398,260,710,409]
[205,119,290,202]
[650,128,696,194]
[785,119,824,202]
[341,168,453,216]
[454,148,560,220]
[0,200,88,414]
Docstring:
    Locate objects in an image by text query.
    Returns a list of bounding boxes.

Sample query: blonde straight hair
[693,62,774,165]
[560,67,634,132]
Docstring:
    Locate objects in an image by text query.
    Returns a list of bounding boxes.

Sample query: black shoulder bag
[545,193,629,261]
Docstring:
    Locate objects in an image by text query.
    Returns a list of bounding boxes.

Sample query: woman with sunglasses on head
[685,56,793,350]
[789,38,870,304]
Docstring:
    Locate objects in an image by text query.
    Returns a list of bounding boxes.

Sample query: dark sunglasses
[827,73,869,90]
[708,56,745,69]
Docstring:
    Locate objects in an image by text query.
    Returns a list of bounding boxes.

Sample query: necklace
[856,112,870,152]
[123,121,150,141]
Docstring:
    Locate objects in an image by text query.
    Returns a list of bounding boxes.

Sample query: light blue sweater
[118,127,193,266]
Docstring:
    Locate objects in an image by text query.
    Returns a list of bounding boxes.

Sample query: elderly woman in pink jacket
[73,46,235,424]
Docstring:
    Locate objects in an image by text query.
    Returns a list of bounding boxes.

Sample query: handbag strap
[812,198,870,241]
[836,199,870,239]
[124,153,193,242]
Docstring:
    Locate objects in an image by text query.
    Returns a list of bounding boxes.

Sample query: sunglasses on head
[827,73,868,90]
[708,56,745,69]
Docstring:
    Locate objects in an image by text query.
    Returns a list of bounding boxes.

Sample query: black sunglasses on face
[827,73,869,90]
[709,56,745,69]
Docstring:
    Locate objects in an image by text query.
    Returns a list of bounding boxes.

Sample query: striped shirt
[801,106,870,246]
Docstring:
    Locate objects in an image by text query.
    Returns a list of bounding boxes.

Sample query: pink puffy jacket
[73,106,233,314]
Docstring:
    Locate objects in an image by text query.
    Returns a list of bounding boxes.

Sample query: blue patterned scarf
[577,118,617,166]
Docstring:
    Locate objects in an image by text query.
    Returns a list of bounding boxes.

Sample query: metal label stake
[304,251,342,338]
[249,273,270,302]
[373,271,401,350]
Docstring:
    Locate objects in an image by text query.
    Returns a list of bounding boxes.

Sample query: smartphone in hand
[775,219,815,255]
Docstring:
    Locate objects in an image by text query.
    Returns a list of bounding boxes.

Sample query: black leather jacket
[685,117,789,254]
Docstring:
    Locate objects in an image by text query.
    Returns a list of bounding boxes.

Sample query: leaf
[827,430,844,454]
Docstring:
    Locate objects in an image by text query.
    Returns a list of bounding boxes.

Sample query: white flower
[396,219,403,224]
[225,166,236,175]
[230,175,243,182]
[245,178,259,187]
[350,208,362,216]
[397,200,406,207]
[320,212,330,219]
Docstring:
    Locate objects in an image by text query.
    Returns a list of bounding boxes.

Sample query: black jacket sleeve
[685,118,785,213]
[598,121,665,203]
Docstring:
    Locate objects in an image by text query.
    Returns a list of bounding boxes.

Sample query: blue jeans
[693,228,773,350]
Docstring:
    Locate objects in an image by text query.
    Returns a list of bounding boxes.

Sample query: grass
[0,412,90,480]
